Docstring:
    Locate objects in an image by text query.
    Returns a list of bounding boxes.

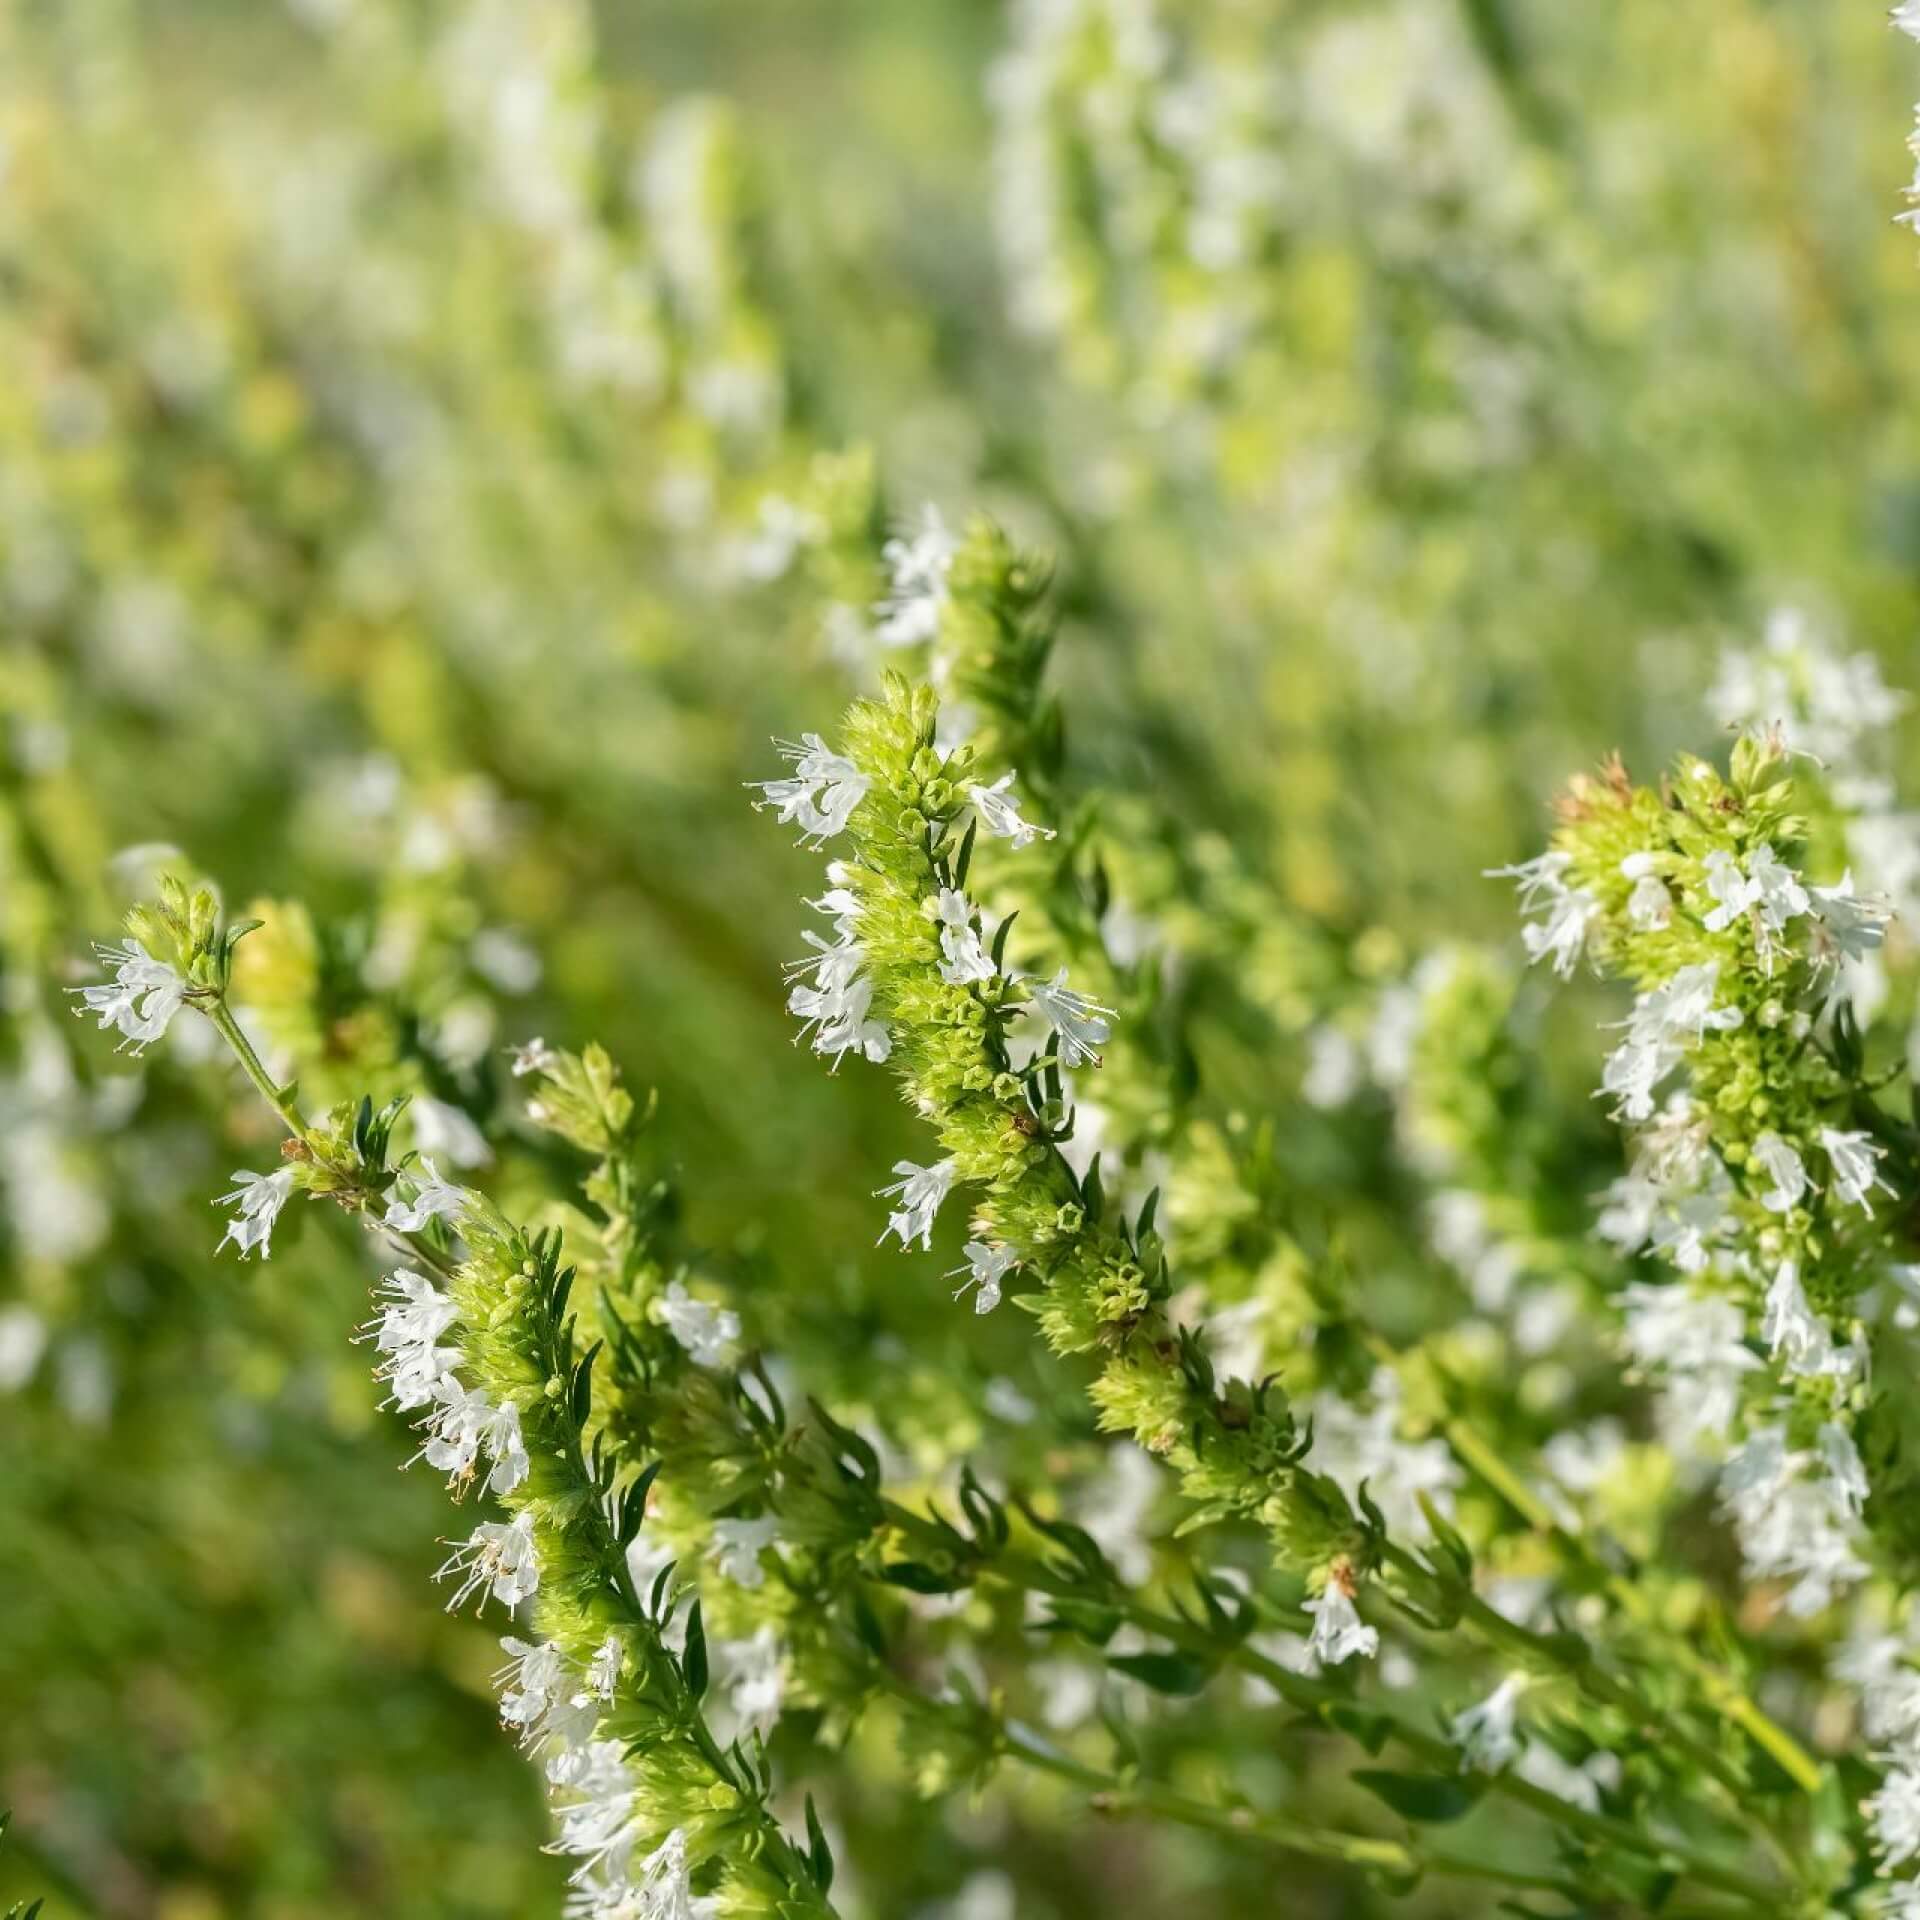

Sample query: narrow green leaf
[1351,1769,1487,1824]
[1107,1650,1211,1696]
[682,1599,708,1700]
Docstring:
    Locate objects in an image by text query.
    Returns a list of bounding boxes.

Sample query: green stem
[205,998,311,1147]
[875,1500,1781,1911]
[1440,1415,1823,1798]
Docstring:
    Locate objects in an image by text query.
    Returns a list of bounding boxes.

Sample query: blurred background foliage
[4,0,1920,1914]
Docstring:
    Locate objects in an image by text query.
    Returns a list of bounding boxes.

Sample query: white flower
[585,1633,625,1701]
[1620,1283,1758,1441]
[366,1268,460,1356]
[786,928,891,1068]
[549,1738,641,1878]
[1762,1260,1844,1379]
[1646,1190,1728,1275]
[618,1827,705,1920]
[749,735,870,846]
[412,1094,494,1169]
[1522,886,1598,978]
[1598,1037,1674,1124]
[877,1157,957,1250]
[1593,1170,1661,1253]
[1719,1425,1867,1613]
[541,1690,607,1783]
[497,1636,567,1737]
[1750,1131,1809,1214]
[1896,1,1920,43]
[439,1510,540,1610]
[1303,1574,1378,1668]
[934,890,998,985]
[1822,1128,1893,1214]
[511,1036,561,1078]
[383,1338,464,1413]
[1487,850,1602,977]
[966,773,1055,849]
[71,939,188,1052]
[1818,1421,1870,1518]
[419,1378,491,1480]
[385,1159,471,1234]
[1485,852,1573,909]
[1701,850,1755,932]
[1624,871,1673,931]
[215,1167,295,1259]
[0,1306,48,1392]
[1451,1673,1527,1772]
[708,1515,781,1589]
[1025,968,1114,1067]
[1746,845,1811,933]
[482,1397,530,1494]
[1631,961,1745,1047]
[1597,964,1741,1124]
[721,1626,785,1741]
[1871,1763,1920,1869]
[1301,1025,1362,1108]
[952,1240,1019,1313]
[1812,871,1893,960]
[654,1280,740,1369]
[1515,1741,1614,1814]
[873,504,957,648]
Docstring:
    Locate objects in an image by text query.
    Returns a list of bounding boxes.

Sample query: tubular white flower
[721,1625,785,1741]
[385,1158,472,1234]
[707,1515,781,1589]
[438,1510,540,1611]
[873,504,957,649]
[366,1268,460,1354]
[876,1156,958,1250]
[750,734,870,846]
[497,1636,566,1736]
[934,889,998,986]
[1750,1131,1809,1214]
[1812,870,1894,961]
[1761,1259,1849,1380]
[1521,886,1598,978]
[1701,850,1755,932]
[1303,1572,1378,1668]
[584,1634,624,1702]
[1622,858,1673,931]
[965,772,1056,848]
[1746,845,1811,933]
[1451,1673,1528,1773]
[71,939,188,1052]
[419,1377,493,1481]
[1025,967,1113,1068]
[1484,852,1573,909]
[786,927,891,1068]
[951,1239,1019,1313]
[1871,1763,1920,1869]
[653,1280,741,1369]
[214,1167,295,1259]
[1823,1127,1894,1214]
[510,1036,561,1077]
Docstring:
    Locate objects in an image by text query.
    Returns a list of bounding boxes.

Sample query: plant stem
[206,998,311,1146]
[875,1499,1783,1910]
[1440,1414,1823,1798]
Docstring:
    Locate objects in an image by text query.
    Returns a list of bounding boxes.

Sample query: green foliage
[12,2,1920,1918]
